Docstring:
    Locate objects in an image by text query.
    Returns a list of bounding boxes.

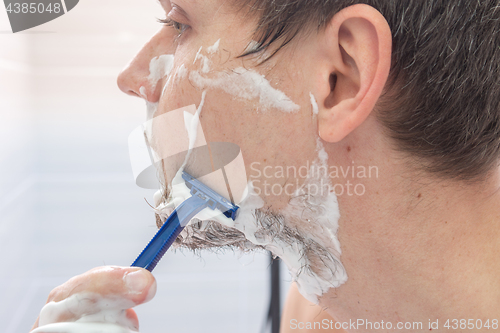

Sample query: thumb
[57,266,157,305]
[122,268,157,303]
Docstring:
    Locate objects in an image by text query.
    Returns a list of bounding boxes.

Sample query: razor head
[182,172,239,220]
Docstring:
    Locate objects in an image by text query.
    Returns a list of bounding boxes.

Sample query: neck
[320,125,500,331]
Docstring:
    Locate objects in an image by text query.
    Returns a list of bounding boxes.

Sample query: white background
[0,1,291,332]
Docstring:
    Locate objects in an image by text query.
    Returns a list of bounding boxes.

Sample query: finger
[30,317,40,332]
[47,266,156,305]
[125,309,139,330]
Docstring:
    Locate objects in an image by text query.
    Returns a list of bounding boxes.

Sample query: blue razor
[131,171,239,272]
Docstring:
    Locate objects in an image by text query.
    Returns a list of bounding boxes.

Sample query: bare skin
[281,283,341,333]
[33,1,500,332]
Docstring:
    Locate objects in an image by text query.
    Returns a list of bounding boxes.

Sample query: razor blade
[132,171,240,271]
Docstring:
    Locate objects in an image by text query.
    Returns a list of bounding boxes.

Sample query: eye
[158,17,190,36]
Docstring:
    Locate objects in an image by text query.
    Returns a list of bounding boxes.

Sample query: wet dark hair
[238,0,500,181]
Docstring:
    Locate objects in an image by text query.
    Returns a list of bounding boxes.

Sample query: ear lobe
[317,4,392,143]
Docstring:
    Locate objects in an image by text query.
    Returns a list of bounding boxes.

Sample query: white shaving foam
[189,68,300,112]
[207,39,221,54]
[194,46,211,74]
[175,64,187,83]
[310,92,319,116]
[156,156,345,303]
[149,47,344,303]
[148,55,174,87]
[32,293,139,333]
[153,91,345,303]
[184,91,206,168]
[139,55,174,122]
[143,101,159,146]
[194,46,203,64]
[188,44,299,112]
[153,92,207,219]
[278,139,346,303]
[139,86,147,99]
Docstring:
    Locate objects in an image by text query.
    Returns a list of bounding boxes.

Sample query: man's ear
[315,4,392,142]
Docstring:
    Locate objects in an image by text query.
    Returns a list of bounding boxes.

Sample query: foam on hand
[32,293,140,333]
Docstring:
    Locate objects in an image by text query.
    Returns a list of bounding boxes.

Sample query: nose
[117,27,177,103]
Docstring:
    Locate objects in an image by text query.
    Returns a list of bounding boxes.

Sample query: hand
[30,266,157,333]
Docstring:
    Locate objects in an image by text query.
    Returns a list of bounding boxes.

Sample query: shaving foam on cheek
[213,138,345,304]
[33,293,139,333]
[281,139,346,303]
[186,41,300,113]
[269,93,346,303]
[152,47,345,303]
[207,39,221,54]
[310,92,319,116]
[153,92,208,219]
[148,55,174,87]
[189,68,300,113]
[139,55,175,119]
[193,40,220,74]
[139,86,147,99]
[156,147,346,305]
[184,91,206,162]
[194,48,208,73]
[153,118,346,304]
[140,55,177,138]
[175,64,188,84]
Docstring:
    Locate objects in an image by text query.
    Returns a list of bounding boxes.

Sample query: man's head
[117,0,500,303]
[237,0,500,181]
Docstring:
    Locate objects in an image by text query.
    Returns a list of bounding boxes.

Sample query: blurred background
[0,1,291,332]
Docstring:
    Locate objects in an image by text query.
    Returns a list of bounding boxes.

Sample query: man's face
[118,0,347,303]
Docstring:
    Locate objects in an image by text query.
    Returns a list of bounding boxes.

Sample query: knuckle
[47,286,61,302]
[47,284,71,303]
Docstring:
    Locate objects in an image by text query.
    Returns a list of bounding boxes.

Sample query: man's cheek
[160,76,195,110]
